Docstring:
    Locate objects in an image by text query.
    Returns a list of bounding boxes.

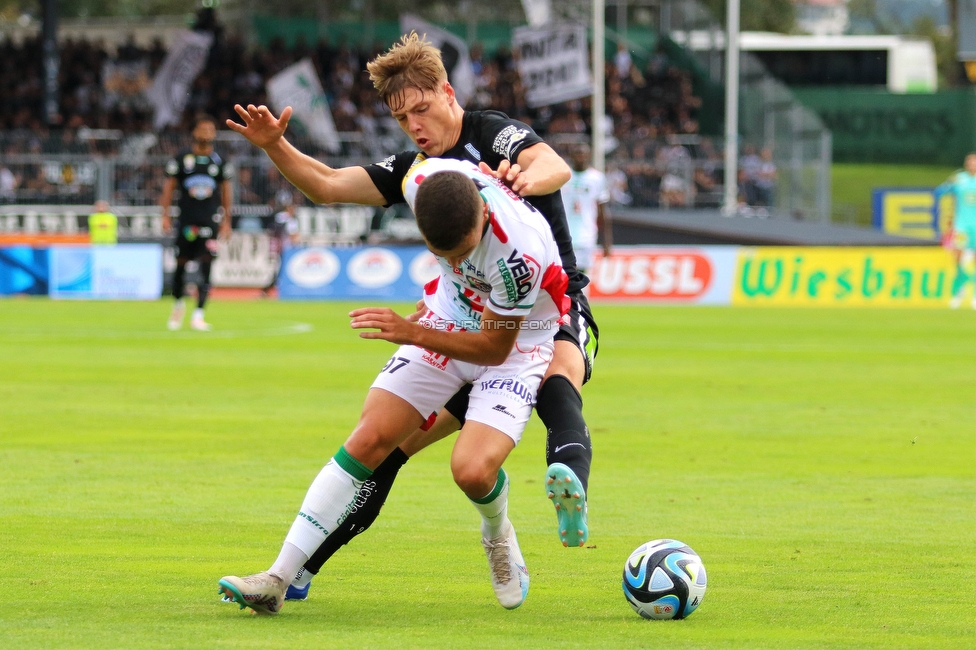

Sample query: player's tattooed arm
[479,142,571,197]
[226,104,387,206]
[349,306,522,366]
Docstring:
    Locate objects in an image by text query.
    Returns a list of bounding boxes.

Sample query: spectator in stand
[0,164,19,201]
[262,191,301,297]
[754,147,777,207]
[739,145,762,204]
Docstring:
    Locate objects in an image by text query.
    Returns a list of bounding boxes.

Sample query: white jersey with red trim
[403,158,570,347]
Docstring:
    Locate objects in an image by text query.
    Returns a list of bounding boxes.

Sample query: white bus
[670,31,938,93]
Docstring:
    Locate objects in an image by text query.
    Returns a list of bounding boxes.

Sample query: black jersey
[363,110,586,293]
[164,151,234,228]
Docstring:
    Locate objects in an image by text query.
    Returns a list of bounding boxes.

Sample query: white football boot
[481,521,529,609]
[218,572,286,615]
[167,298,186,330]
[190,308,212,331]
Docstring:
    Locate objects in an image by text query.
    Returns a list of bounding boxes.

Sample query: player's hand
[404,298,426,323]
[479,160,532,196]
[226,104,292,150]
[349,307,420,345]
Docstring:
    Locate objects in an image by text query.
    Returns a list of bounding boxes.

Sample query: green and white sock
[471,468,510,539]
[282,446,372,561]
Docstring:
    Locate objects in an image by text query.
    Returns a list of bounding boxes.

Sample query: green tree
[910,15,958,88]
[704,0,796,33]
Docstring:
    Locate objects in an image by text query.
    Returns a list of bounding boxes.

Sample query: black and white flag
[146,30,213,130]
[512,23,591,108]
[399,14,475,107]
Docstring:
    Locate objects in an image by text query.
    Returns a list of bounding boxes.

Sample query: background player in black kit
[227,33,597,600]
[161,114,234,331]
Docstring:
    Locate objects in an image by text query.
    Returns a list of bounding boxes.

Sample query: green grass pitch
[1,299,974,649]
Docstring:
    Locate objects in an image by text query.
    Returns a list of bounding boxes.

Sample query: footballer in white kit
[560,144,611,273]
[372,157,570,443]
[218,157,572,615]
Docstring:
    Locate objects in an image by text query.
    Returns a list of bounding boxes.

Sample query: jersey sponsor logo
[376,155,396,172]
[501,249,539,302]
[497,257,518,302]
[422,348,450,370]
[184,174,217,200]
[464,142,482,160]
[492,125,530,160]
[591,251,712,299]
[492,404,516,418]
[466,276,493,293]
[480,375,534,404]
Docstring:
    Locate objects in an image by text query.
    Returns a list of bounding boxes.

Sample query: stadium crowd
[0,17,774,210]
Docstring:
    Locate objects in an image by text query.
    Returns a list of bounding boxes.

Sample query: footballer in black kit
[365,110,599,381]
[161,115,234,331]
[295,110,600,582]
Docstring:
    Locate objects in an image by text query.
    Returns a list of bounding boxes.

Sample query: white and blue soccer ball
[622,539,707,620]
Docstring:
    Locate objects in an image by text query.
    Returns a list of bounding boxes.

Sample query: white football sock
[269,542,308,583]
[282,447,372,558]
[471,468,510,539]
[192,308,205,320]
[291,565,313,588]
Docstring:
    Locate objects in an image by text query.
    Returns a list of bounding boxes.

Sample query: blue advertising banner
[278,246,440,300]
[0,246,50,295]
[871,188,952,240]
[49,244,163,300]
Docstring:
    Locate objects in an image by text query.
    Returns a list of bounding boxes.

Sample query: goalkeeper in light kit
[935,153,976,308]
[218,159,570,614]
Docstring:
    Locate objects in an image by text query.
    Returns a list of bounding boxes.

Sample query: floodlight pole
[42,0,59,126]
[722,0,740,216]
[593,0,606,172]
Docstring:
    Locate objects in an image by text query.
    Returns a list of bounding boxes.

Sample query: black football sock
[443,383,473,426]
[537,375,592,494]
[172,261,186,299]
[302,446,409,576]
[197,258,212,309]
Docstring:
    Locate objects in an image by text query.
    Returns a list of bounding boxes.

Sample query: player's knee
[544,342,585,388]
[451,457,497,497]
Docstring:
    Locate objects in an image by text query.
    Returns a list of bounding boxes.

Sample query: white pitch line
[0,322,315,340]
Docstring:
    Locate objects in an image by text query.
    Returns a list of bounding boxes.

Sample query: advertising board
[278,246,438,300]
[49,244,163,300]
[732,247,954,307]
[588,246,738,304]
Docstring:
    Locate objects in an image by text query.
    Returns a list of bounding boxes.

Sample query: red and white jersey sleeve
[404,158,570,347]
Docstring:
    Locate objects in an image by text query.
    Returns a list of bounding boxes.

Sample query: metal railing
[661,0,833,221]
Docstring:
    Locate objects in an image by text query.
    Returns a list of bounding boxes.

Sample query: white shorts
[370,338,554,444]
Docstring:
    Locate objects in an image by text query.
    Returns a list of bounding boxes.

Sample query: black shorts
[175,225,218,261]
[554,290,600,384]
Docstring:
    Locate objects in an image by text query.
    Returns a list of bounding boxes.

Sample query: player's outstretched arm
[349,307,521,366]
[226,104,387,206]
[479,142,571,197]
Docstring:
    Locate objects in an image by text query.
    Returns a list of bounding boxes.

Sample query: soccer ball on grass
[622,539,706,620]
